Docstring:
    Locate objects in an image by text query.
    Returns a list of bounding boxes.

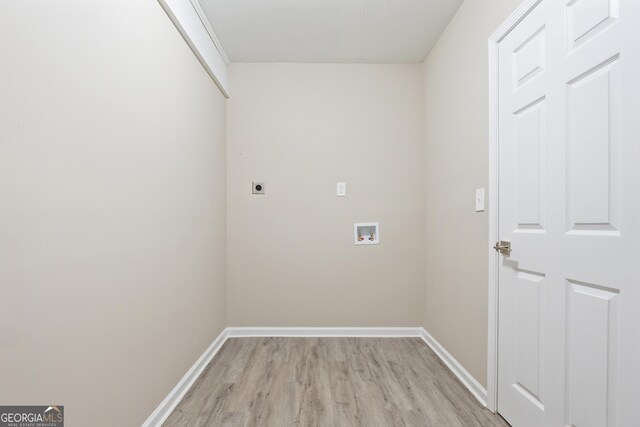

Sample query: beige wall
[227,63,424,327]
[422,0,522,387]
[0,0,528,422]
[0,1,226,426]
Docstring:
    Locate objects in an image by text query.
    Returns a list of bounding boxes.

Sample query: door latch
[493,240,511,256]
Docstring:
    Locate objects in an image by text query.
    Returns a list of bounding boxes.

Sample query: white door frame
[486,0,543,413]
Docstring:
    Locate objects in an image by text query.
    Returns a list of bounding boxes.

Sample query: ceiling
[199,0,464,64]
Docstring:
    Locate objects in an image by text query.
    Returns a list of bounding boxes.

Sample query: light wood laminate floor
[164,337,510,427]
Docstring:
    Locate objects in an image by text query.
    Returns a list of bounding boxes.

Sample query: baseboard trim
[142,326,487,426]
[141,328,229,427]
[419,328,488,407]
[226,326,424,338]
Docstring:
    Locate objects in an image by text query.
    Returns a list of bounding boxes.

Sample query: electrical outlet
[337,182,346,197]
[252,182,265,194]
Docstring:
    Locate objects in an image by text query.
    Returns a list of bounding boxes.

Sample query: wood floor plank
[163,337,510,427]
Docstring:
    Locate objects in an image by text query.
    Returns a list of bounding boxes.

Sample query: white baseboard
[226,326,424,338]
[141,328,229,427]
[419,328,488,407]
[142,326,486,426]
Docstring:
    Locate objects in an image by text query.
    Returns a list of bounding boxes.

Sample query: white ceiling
[199,0,464,64]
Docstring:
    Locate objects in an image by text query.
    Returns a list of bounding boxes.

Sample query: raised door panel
[567,0,619,50]
[515,98,546,232]
[566,57,619,234]
[514,270,546,410]
[514,27,546,88]
[566,280,619,427]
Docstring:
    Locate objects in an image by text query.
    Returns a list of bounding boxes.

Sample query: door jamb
[486,0,543,413]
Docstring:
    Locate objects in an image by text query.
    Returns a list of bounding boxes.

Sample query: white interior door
[496,1,640,426]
